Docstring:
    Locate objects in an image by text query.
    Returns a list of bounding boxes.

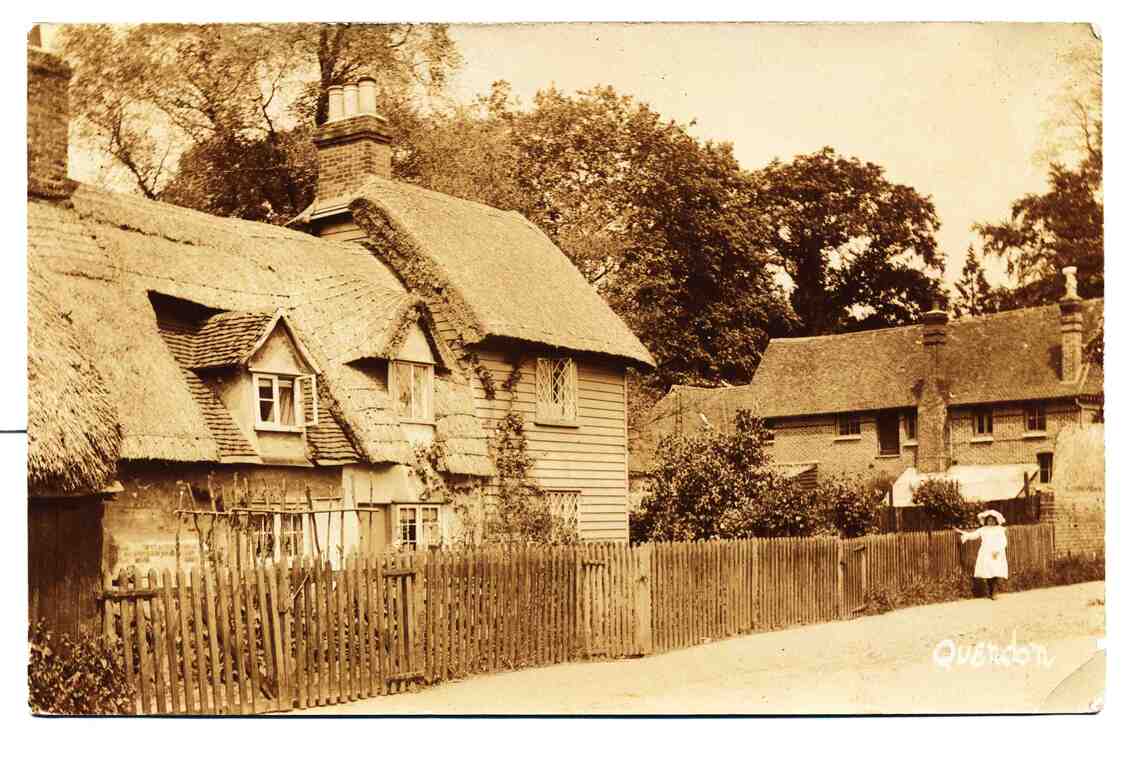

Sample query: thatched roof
[1051,423,1104,493]
[751,300,1105,419]
[291,176,654,368]
[27,263,120,495]
[28,184,492,475]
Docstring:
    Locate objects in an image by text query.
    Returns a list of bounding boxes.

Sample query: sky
[444,22,1098,288]
[43,22,1098,290]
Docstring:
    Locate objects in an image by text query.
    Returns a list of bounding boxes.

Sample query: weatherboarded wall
[471,348,630,542]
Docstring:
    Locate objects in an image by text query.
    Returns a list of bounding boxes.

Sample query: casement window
[1037,452,1054,484]
[394,505,441,551]
[836,413,861,437]
[876,411,900,456]
[903,412,918,443]
[536,357,578,424]
[545,490,580,531]
[973,407,994,437]
[252,373,318,431]
[1025,402,1047,432]
[390,361,434,423]
[250,513,305,559]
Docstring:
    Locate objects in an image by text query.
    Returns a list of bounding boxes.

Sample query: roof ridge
[363,175,521,220]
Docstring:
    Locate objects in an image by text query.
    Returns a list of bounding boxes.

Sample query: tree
[402,85,796,389]
[952,246,997,318]
[974,39,1102,306]
[751,147,946,336]
[58,23,459,222]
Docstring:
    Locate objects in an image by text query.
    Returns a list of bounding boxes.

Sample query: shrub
[634,410,881,542]
[29,621,133,715]
[911,478,981,529]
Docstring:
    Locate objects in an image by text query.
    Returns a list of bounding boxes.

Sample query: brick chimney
[1059,266,1084,383]
[27,40,76,200]
[916,297,950,473]
[312,76,392,208]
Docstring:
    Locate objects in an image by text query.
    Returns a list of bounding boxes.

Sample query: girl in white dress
[954,510,1008,599]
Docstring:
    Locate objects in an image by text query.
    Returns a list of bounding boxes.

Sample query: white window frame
[389,361,434,424]
[252,373,318,431]
[1037,452,1054,484]
[973,406,994,436]
[536,357,579,425]
[392,504,443,551]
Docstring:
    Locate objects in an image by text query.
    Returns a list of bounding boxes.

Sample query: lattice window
[281,514,304,557]
[390,361,433,422]
[903,412,918,441]
[536,357,578,423]
[545,491,579,533]
[251,513,274,559]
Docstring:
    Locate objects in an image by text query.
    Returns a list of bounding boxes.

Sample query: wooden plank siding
[469,351,631,542]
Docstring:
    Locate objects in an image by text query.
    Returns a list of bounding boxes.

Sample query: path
[293,581,1105,715]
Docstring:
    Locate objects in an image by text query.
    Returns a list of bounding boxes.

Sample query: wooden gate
[576,544,639,659]
[101,554,420,715]
[841,543,868,617]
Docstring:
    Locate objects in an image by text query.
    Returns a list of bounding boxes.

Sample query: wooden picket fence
[102,525,1054,715]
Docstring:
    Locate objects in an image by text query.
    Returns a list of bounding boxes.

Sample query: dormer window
[390,361,433,423]
[253,373,317,431]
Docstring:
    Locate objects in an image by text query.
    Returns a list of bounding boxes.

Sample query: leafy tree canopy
[57,23,459,221]
[750,147,946,336]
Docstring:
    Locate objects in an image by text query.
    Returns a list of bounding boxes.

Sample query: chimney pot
[1062,266,1079,301]
[328,86,344,122]
[343,83,359,118]
[358,77,377,116]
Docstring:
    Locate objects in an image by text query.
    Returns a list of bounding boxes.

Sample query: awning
[890,463,1039,507]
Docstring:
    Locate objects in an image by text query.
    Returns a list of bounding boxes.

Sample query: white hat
[977,509,1006,525]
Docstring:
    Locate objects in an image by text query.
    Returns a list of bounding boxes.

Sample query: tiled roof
[189,311,275,369]
[750,299,1104,418]
[306,376,362,464]
[155,315,258,461]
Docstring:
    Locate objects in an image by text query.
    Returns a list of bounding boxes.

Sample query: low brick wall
[1040,490,1104,559]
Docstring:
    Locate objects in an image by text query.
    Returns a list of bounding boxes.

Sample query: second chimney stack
[313,76,392,205]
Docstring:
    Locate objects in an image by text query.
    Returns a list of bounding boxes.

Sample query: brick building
[636,278,1103,505]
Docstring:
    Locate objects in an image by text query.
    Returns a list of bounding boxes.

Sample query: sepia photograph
[21,14,1109,719]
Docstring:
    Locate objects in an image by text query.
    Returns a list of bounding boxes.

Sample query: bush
[633,410,881,542]
[29,621,133,715]
[911,478,982,529]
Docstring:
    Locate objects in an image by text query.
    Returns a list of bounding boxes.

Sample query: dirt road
[296,581,1105,715]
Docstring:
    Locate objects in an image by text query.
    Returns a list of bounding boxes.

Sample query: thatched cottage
[27,45,652,632]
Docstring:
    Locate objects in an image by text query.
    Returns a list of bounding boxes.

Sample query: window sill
[535,418,580,429]
[902,440,918,448]
[399,419,436,427]
[254,423,304,434]
[970,436,994,444]
[833,435,861,442]
[1022,431,1048,440]
[877,453,901,460]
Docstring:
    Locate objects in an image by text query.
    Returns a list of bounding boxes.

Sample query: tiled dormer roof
[189,311,276,369]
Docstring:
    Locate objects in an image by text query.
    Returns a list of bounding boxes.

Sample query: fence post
[634,545,653,656]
